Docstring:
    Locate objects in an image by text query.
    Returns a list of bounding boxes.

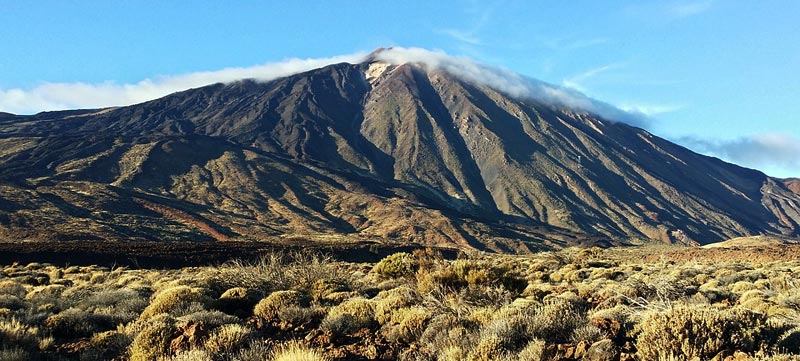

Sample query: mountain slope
[0,58,798,250]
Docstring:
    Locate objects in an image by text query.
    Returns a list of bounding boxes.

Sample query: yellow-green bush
[636,304,768,360]
[159,349,213,361]
[524,298,587,343]
[383,306,432,343]
[253,290,310,320]
[320,297,376,337]
[139,286,209,320]
[203,323,252,354]
[372,252,418,279]
[416,259,525,294]
[89,330,131,359]
[0,280,28,298]
[270,340,327,361]
[129,314,177,361]
[0,318,41,351]
[374,286,419,325]
[517,338,551,361]
[310,278,350,303]
[416,267,465,294]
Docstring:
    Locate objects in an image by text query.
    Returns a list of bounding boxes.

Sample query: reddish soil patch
[641,245,800,264]
[785,178,800,195]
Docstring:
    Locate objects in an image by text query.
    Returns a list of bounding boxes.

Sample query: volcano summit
[0,48,798,251]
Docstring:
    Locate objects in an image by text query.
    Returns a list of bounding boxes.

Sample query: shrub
[636,304,769,360]
[320,297,376,337]
[178,310,238,328]
[466,333,513,361]
[139,286,209,320]
[310,279,350,303]
[0,281,27,298]
[253,290,310,320]
[383,306,432,343]
[525,298,587,343]
[777,326,800,354]
[0,295,24,310]
[517,339,551,361]
[129,314,177,361]
[219,252,350,294]
[270,340,326,361]
[570,324,604,343]
[44,307,116,338]
[159,349,213,361]
[276,306,322,327]
[416,267,465,294]
[217,287,259,315]
[451,260,526,292]
[24,284,66,302]
[373,253,418,279]
[438,345,469,361]
[374,286,419,325]
[584,339,619,361]
[418,314,478,358]
[89,330,131,360]
[234,340,272,361]
[82,287,148,314]
[0,318,40,351]
[0,348,30,361]
[739,289,768,304]
[204,323,252,354]
[474,314,531,355]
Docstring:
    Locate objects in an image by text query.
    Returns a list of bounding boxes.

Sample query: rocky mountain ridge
[0,57,797,251]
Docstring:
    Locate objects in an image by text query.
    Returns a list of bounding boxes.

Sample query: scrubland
[1,245,799,360]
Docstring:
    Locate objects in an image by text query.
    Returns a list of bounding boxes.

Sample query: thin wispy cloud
[562,63,623,92]
[539,37,611,52]
[618,103,683,116]
[679,133,800,177]
[623,0,714,22]
[437,0,496,51]
[438,29,482,45]
[561,63,684,118]
[0,53,367,114]
[668,0,714,18]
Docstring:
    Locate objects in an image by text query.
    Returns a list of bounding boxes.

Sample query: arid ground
[1,243,799,360]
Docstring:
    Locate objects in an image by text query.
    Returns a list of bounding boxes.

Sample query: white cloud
[1,46,650,128]
[439,28,482,45]
[0,52,368,114]
[624,0,714,22]
[618,103,683,116]
[679,133,800,177]
[375,47,651,127]
[562,63,622,92]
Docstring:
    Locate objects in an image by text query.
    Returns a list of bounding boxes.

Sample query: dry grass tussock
[0,246,798,359]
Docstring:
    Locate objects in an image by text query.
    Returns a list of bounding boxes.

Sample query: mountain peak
[364,47,392,63]
[1,52,798,250]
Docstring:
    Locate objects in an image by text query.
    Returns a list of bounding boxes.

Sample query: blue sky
[1,1,798,177]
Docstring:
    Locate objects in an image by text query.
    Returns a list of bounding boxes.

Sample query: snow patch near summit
[365,62,392,86]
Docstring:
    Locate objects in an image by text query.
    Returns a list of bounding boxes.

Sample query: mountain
[0,54,798,251]
[785,178,800,195]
